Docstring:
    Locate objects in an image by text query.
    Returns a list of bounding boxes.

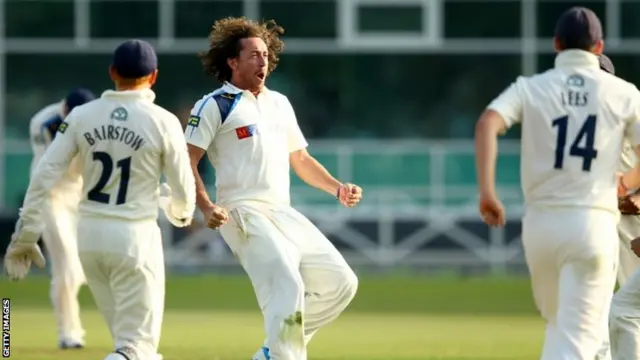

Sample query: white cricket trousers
[609,215,640,360]
[219,201,359,360]
[41,196,85,343]
[595,215,640,360]
[616,216,640,285]
[523,207,619,360]
[77,217,165,360]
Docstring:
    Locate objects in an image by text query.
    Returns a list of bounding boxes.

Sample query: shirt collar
[222,81,269,95]
[101,88,156,102]
[554,49,600,70]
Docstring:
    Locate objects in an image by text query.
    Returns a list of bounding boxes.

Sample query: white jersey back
[185,82,308,206]
[488,50,640,213]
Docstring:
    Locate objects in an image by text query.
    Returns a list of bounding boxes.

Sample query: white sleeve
[486,76,525,128]
[163,114,197,221]
[20,114,79,234]
[625,87,640,147]
[184,97,221,150]
[282,97,308,153]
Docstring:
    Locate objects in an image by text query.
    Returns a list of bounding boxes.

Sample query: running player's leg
[220,206,306,360]
[523,208,618,360]
[78,251,117,337]
[42,201,85,347]
[107,221,165,360]
[610,266,640,359]
[522,217,560,360]
[556,210,618,359]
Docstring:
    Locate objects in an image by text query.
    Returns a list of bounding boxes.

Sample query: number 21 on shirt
[88,151,131,205]
[552,115,598,172]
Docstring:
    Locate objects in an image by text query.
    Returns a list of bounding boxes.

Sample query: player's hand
[478,193,506,227]
[631,237,640,258]
[4,231,46,281]
[338,183,363,208]
[617,172,630,198]
[205,205,229,229]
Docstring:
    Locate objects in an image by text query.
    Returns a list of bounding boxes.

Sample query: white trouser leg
[288,210,358,345]
[42,200,85,343]
[221,206,306,360]
[78,219,165,360]
[617,216,640,286]
[523,208,618,360]
[610,266,640,360]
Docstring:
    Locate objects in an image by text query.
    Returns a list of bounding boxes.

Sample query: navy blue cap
[555,7,603,50]
[112,39,157,79]
[65,88,95,112]
[599,54,615,75]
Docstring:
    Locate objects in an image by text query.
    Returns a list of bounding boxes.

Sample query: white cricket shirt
[28,101,84,202]
[28,102,62,176]
[20,89,196,234]
[488,50,640,214]
[185,82,308,206]
[619,140,638,173]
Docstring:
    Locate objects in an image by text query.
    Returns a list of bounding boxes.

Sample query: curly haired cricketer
[184,17,361,360]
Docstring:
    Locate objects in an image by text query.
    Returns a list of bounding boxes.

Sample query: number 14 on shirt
[552,115,598,172]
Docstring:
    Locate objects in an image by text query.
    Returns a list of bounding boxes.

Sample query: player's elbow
[289,149,311,173]
[475,110,507,137]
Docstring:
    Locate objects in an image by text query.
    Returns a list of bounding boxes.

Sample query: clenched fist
[204,205,229,229]
[478,193,506,228]
[338,183,363,208]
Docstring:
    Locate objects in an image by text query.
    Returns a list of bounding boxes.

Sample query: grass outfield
[1,275,543,359]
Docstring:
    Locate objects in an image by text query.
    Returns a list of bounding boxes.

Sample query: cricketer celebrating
[475,7,640,359]
[5,39,196,360]
[185,17,361,360]
[27,88,95,349]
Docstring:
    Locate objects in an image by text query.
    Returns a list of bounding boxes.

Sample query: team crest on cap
[58,122,69,134]
[110,107,128,121]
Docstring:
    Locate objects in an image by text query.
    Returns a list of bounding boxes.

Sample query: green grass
[1,275,543,359]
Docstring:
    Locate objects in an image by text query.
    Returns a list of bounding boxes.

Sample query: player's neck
[228,79,262,96]
[114,83,151,92]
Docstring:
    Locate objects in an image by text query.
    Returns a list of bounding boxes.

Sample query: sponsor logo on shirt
[188,115,200,127]
[58,122,69,134]
[235,124,259,140]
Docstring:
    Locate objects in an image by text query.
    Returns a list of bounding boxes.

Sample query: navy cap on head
[65,88,95,112]
[555,7,603,51]
[599,54,615,74]
[112,39,158,79]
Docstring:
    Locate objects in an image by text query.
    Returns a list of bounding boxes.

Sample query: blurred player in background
[474,7,640,359]
[607,51,640,357]
[5,39,196,360]
[186,17,361,360]
[27,88,95,350]
[597,55,640,288]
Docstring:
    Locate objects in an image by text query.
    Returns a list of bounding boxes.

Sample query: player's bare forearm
[194,172,214,211]
[475,110,506,197]
[290,149,342,196]
[622,164,640,191]
[187,144,215,212]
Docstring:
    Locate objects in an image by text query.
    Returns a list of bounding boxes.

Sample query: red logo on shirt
[236,124,259,139]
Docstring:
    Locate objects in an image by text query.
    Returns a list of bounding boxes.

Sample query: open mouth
[256,72,265,80]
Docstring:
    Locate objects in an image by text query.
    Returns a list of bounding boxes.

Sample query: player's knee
[277,268,305,299]
[338,268,358,304]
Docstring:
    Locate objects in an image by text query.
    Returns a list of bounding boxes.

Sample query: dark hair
[197,17,285,83]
